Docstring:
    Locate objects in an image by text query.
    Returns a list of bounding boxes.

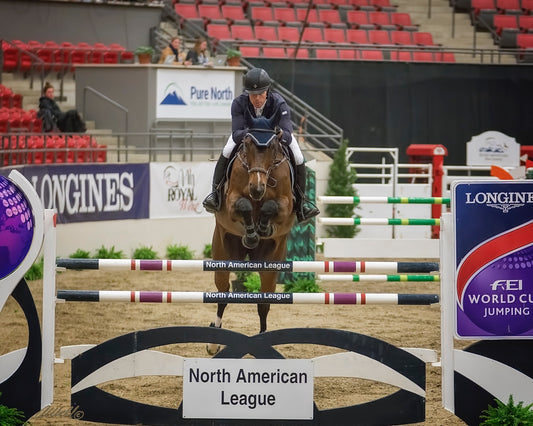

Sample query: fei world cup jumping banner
[453,181,533,339]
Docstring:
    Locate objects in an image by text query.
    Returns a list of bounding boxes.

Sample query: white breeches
[221,135,304,165]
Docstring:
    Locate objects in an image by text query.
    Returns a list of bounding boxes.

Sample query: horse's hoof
[207,322,221,355]
[257,225,273,238]
[242,234,259,249]
[206,343,220,356]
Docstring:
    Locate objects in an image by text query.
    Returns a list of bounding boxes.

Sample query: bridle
[237,140,288,188]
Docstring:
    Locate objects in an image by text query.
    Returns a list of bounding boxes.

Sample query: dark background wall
[0,0,162,50]
[255,59,533,165]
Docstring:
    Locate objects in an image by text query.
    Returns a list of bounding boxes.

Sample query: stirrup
[203,191,220,213]
[296,203,320,223]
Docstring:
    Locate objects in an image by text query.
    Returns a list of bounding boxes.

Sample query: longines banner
[156,69,235,120]
[453,180,533,339]
[149,162,214,218]
[3,164,150,223]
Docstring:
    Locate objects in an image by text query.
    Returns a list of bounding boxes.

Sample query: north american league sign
[453,181,533,339]
[183,358,313,419]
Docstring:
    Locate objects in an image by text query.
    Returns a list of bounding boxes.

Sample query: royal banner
[149,162,214,218]
[453,181,533,338]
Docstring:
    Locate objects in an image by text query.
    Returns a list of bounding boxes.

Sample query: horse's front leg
[235,197,259,249]
[257,199,278,237]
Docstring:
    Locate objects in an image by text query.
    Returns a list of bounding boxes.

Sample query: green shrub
[0,393,26,425]
[70,249,91,258]
[94,245,124,259]
[480,395,533,425]
[166,244,194,260]
[243,273,261,293]
[133,245,158,259]
[325,139,359,238]
[24,257,43,281]
[284,277,323,293]
[203,244,212,258]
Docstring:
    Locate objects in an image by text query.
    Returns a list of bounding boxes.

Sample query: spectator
[38,82,86,133]
[186,37,213,66]
[158,37,191,65]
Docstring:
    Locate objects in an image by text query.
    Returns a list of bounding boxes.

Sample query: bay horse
[207,111,296,355]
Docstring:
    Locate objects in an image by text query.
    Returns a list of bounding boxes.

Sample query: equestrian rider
[202,67,320,223]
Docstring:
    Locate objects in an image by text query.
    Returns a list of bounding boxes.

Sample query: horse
[207,112,296,355]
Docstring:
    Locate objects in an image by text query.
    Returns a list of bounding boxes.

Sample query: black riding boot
[203,156,230,213]
[294,164,320,223]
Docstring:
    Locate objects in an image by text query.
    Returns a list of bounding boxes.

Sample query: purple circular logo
[0,175,35,280]
[462,246,533,336]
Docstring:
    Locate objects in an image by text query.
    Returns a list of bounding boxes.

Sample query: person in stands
[202,67,319,223]
[158,37,191,65]
[186,37,213,66]
[38,82,86,133]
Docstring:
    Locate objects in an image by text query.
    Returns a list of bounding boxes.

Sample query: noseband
[237,144,287,188]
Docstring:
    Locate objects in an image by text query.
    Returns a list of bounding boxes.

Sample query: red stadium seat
[369,11,396,30]
[302,27,325,43]
[221,5,249,26]
[263,47,287,58]
[412,51,435,62]
[338,49,358,59]
[391,13,419,31]
[278,26,301,42]
[207,24,232,43]
[255,26,279,41]
[316,48,339,59]
[346,29,370,44]
[239,46,261,57]
[391,30,415,45]
[287,47,310,58]
[324,28,348,43]
[231,25,255,40]
[390,50,413,61]
[413,32,439,46]
[369,29,392,44]
[346,10,375,30]
[359,49,384,60]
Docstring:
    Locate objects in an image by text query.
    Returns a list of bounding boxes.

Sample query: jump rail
[318,274,440,282]
[318,196,450,205]
[57,290,440,305]
[56,259,440,273]
[319,218,441,226]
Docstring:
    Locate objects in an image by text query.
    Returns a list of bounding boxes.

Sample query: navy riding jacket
[231,90,293,145]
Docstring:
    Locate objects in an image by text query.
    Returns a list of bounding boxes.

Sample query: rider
[202,67,320,223]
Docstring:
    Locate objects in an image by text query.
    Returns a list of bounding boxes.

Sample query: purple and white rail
[57,290,439,305]
[56,259,439,274]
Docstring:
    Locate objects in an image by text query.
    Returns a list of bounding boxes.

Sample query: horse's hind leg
[207,302,227,355]
[258,304,270,333]
[207,251,231,355]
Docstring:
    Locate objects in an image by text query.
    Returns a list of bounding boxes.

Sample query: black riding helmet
[244,68,271,94]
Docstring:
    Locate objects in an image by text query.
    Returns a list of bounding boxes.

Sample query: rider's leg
[202,136,237,213]
[288,136,320,223]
